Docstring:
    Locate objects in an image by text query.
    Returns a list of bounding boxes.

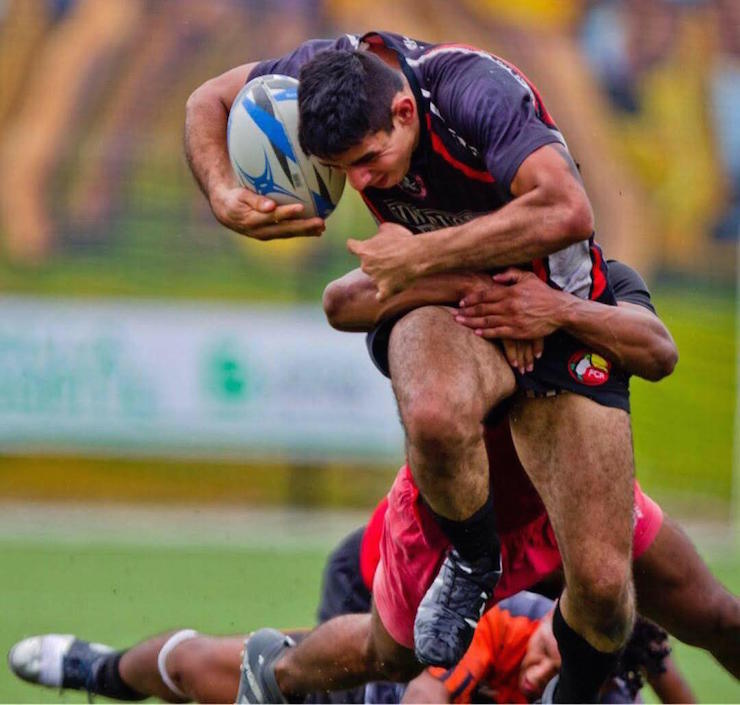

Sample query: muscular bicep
[510,143,585,198]
[616,300,654,314]
[508,143,594,240]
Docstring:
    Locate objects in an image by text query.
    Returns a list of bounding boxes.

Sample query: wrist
[556,293,583,330]
[411,225,457,279]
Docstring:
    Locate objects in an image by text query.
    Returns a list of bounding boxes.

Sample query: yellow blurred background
[0,0,737,514]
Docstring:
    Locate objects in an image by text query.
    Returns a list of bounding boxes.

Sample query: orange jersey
[429,593,552,704]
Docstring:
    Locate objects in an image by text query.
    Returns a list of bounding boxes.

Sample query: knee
[704,590,740,645]
[165,639,202,696]
[403,393,480,457]
[365,634,423,683]
[569,558,634,643]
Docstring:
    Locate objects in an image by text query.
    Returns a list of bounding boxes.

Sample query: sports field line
[0,500,368,551]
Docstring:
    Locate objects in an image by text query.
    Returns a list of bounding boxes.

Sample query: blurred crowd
[0,0,736,285]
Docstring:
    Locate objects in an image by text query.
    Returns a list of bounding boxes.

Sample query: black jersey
[250,31,610,302]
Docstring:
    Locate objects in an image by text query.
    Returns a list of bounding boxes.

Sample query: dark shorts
[307,527,373,705]
[316,526,371,623]
[366,314,630,412]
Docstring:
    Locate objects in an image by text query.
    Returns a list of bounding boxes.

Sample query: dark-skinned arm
[323,268,492,332]
[456,269,678,381]
[401,670,451,704]
[647,654,696,703]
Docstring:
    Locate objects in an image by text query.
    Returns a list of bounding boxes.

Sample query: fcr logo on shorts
[568,350,611,386]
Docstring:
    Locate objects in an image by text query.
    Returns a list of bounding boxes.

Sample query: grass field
[629,285,736,512]
[0,507,738,704]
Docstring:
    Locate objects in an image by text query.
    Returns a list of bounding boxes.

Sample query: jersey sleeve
[424,51,564,193]
[248,35,358,81]
[607,260,656,314]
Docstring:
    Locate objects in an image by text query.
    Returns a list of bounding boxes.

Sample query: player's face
[518,613,561,702]
[319,94,418,191]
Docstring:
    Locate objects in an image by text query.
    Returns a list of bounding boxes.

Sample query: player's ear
[392,95,415,125]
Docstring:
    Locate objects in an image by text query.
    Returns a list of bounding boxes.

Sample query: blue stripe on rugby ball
[236,150,299,201]
[311,190,336,219]
[241,97,296,162]
[272,88,298,102]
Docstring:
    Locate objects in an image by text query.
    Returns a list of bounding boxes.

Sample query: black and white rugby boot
[8,634,114,692]
[413,548,501,667]
[236,628,295,704]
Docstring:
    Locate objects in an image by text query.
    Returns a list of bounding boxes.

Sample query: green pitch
[1,538,738,703]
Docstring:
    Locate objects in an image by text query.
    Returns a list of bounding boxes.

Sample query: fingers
[250,216,326,240]
[533,337,545,360]
[217,186,315,236]
[455,313,507,331]
[501,339,518,369]
[492,267,527,284]
[253,203,305,228]
[501,339,533,374]
[374,282,394,302]
[272,203,306,220]
[347,238,363,256]
[518,340,535,373]
[459,284,509,308]
[457,299,508,318]
[238,188,276,213]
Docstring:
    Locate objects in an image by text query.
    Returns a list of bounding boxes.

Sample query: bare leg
[634,516,740,677]
[388,306,515,521]
[166,636,245,702]
[274,603,421,697]
[118,632,245,703]
[118,632,188,703]
[510,394,635,652]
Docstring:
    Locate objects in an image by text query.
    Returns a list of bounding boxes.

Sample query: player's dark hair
[612,618,671,700]
[298,49,403,158]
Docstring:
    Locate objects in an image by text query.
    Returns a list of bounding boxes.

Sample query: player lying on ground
[8,591,693,704]
[404,595,694,704]
[187,30,669,701]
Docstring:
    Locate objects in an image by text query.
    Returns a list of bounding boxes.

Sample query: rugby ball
[228,74,345,219]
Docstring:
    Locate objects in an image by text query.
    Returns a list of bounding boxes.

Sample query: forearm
[558,298,678,381]
[323,269,476,332]
[402,671,451,704]
[648,657,696,703]
[414,188,591,278]
[184,64,255,200]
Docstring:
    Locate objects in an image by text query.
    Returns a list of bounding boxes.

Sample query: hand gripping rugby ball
[228,74,345,219]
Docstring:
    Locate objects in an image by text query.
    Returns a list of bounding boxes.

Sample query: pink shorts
[373,465,663,649]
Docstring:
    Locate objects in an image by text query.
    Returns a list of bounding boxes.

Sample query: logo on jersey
[384,199,478,232]
[398,173,427,199]
[568,351,611,386]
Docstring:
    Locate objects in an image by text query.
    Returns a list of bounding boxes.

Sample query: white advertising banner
[0,296,404,461]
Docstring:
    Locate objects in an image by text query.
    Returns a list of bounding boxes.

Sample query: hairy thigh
[508,394,634,572]
[388,306,515,423]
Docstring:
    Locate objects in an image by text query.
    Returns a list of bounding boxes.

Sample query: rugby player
[183,30,707,700]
